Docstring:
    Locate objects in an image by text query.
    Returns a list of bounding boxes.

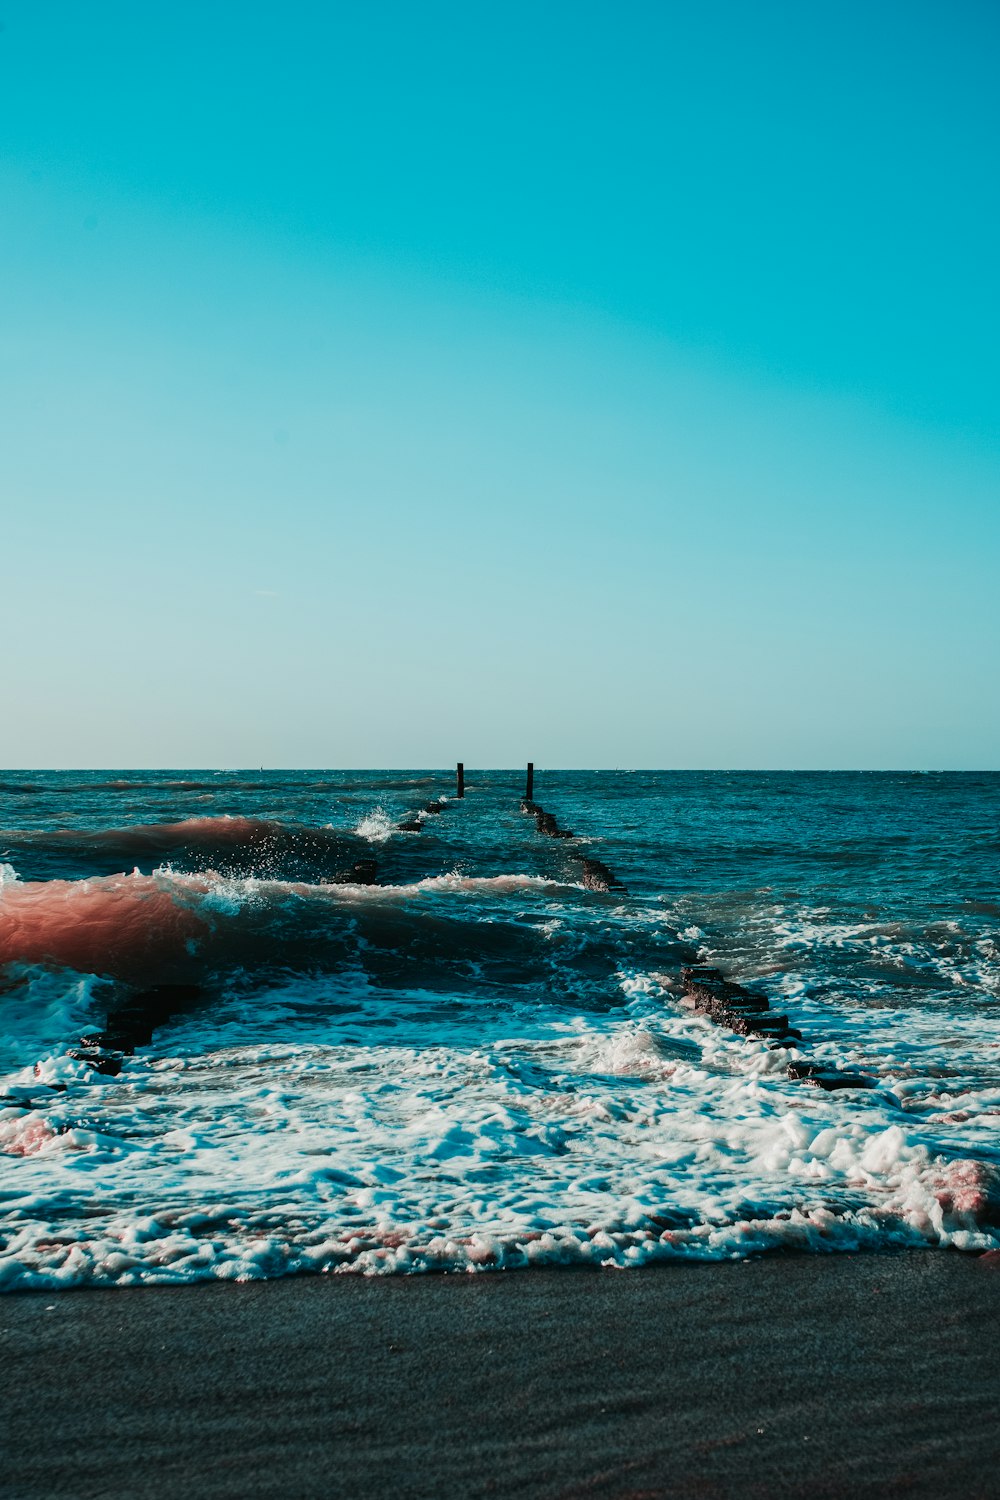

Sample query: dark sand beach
[4,1252,1000,1500]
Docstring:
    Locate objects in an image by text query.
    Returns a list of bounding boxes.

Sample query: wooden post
[525,762,534,800]
[456,762,465,798]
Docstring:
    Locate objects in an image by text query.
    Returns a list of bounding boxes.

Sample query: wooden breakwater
[395,796,452,834]
[680,965,875,1091]
[67,983,204,1077]
[521,801,626,892]
[520,768,627,893]
[518,769,874,1090]
[395,763,466,832]
[13,767,876,1098]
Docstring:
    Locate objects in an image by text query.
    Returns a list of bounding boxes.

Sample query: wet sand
[4,1252,1000,1499]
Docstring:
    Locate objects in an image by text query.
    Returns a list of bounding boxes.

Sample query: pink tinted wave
[25,815,282,851]
[0,873,208,978]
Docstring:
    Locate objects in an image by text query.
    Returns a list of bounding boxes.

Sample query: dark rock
[68,1047,123,1077]
[577,857,626,893]
[787,1062,876,1090]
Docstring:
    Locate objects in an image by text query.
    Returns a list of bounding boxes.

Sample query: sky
[1,1,998,768]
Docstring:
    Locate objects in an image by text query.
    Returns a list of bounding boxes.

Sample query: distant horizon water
[4,766,1000,775]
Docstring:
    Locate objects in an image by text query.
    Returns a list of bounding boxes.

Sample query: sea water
[1,770,998,1289]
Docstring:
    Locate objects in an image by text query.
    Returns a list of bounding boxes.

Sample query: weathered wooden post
[525,762,534,800]
[456,762,465,798]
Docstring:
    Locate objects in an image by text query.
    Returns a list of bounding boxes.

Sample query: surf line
[678,965,875,1092]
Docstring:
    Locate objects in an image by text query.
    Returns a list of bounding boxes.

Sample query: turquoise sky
[2,1,998,768]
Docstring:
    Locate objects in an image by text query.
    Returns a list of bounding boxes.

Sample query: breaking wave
[0,814,378,885]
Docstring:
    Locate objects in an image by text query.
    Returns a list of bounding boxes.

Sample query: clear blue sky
[2,1,998,768]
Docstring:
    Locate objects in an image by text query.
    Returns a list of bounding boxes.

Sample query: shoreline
[5,1251,1000,1498]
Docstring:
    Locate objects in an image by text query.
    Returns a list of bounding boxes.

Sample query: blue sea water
[1,770,998,1289]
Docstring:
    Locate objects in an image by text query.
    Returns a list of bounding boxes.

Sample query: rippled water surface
[2,770,998,1289]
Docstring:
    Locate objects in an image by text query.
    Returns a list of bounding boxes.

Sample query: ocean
[1,769,998,1290]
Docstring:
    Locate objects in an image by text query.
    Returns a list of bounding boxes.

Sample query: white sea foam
[2,963,997,1290]
[0,967,104,1079]
[177,868,562,911]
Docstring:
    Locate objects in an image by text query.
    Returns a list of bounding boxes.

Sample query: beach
[4,772,1000,1495]
[6,0,999,1487]
[5,1252,1000,1499]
